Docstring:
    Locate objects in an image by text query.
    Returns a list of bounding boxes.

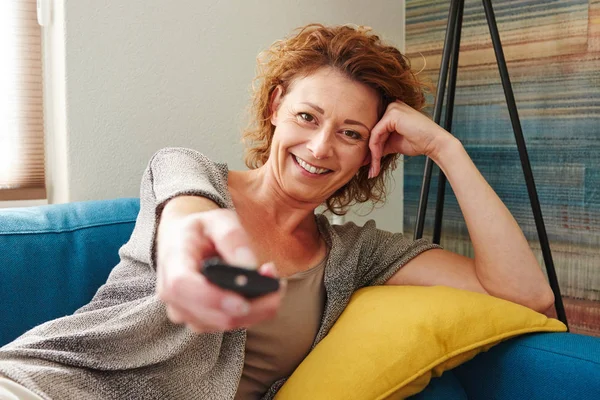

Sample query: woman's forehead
[286,68,379,122]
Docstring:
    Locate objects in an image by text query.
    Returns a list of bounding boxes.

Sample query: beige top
[235,257,327,399]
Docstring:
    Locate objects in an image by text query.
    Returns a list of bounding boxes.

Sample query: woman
[0,24,553,400]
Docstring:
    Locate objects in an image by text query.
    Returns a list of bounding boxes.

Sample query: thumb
[258,262,287,294]
[368,120,392,178]
[258,262,279,278]
[200,210,258,268]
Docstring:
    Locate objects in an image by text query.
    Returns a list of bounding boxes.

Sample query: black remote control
[201,257,280,299]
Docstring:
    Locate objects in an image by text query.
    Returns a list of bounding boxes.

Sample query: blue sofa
[1,198,599,399]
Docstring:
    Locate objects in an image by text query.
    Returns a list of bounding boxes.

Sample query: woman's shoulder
[320,216,418,255]
[150,147,228,172]
[318,215,385,246]
[145,147,233,209]
[324,216,379,235]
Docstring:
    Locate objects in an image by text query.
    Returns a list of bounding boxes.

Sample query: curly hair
[243,24,427,215]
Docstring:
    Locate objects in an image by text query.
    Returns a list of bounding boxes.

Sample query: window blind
[0,0,46,201]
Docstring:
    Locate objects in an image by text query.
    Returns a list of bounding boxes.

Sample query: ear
[269,85,284,126]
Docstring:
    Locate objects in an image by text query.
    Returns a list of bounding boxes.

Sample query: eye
[298,112,315,123]
[342,129,362,140]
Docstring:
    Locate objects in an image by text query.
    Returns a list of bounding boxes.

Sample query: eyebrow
[300,102,370,131]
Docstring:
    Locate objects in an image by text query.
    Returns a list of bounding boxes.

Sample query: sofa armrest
[0,198,140,346]
[453,332,600,400]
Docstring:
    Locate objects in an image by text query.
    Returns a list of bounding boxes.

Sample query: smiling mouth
[293,155,332,175]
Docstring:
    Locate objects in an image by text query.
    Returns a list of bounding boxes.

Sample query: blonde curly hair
[243,24,426,215]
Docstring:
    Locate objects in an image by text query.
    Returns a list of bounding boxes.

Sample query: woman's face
[268,67,379,204]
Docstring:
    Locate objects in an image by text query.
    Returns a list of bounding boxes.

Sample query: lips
[293,155,332,175]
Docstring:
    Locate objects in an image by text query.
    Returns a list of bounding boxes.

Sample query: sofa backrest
[0,198,140,346]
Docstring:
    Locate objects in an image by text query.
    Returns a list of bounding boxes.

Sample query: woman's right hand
[155,207,285,333]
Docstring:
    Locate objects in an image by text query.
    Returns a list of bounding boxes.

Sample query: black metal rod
[482,0,568,329]
[414,0,461,240]
[433,0,465,245]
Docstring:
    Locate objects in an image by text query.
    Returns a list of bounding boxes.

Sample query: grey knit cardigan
[0,148,439,400]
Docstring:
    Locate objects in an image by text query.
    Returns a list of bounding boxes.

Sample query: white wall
[43,0,406,232]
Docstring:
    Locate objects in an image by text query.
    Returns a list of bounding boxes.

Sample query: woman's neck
[228,166,321,236]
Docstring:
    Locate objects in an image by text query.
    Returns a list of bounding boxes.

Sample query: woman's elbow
[526,287,555,314]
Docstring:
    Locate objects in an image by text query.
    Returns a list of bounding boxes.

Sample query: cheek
[343,145,369,166]
[336,153,366,180]
[276,123,304,144]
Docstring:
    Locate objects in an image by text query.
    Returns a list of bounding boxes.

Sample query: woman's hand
[156,207,285,333]
[368,101,455,178]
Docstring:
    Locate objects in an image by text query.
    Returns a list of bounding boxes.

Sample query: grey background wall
[43,0,406,232]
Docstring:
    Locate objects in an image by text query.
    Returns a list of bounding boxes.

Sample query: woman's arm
[369,101,554,313]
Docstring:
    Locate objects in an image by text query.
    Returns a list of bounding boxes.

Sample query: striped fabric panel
[404,0,600,336]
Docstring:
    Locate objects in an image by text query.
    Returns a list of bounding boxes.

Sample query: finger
[236,289,286,327]
[258,262,287,297]
[368,133,387,179]
[200,211,258,268]
[161,268,252,320]
[169,285,283,333]
[178,231,217,271]
[157,217,216,278]
[370,118,393,146]
[231,263,287,327]
[156,252,196,302]
[258,262,278,278]
[183,220,218,261]
[165,304,187,324]
[169,293,259,334]
[157,232,214,300]
[369,118,395,178]
[382,134,406,157]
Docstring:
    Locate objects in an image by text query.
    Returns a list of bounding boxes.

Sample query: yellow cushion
[276,285,566,400]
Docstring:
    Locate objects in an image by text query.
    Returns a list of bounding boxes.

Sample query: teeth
[294,155,330,175]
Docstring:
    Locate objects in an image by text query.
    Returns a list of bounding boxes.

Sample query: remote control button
[234,274,248,287]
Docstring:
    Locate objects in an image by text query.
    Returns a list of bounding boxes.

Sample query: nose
[306,128,334,160]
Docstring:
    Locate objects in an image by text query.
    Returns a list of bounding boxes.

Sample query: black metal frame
[413,0,569,328]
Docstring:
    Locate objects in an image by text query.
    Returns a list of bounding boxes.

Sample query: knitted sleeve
[143,147,232,270]
[331,219,442,289]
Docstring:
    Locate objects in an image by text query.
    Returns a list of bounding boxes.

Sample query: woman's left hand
[368,101,453,178]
